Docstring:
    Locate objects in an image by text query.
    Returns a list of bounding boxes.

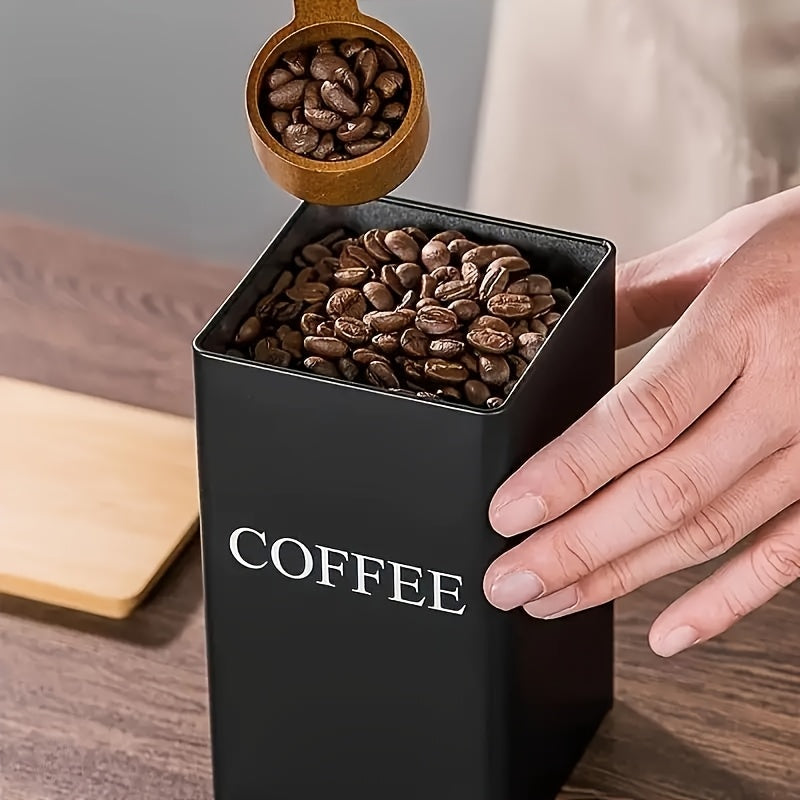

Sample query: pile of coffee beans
[260,38,410,161]
[227,227,573,409]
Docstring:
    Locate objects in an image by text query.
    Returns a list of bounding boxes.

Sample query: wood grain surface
[0,213,797,800]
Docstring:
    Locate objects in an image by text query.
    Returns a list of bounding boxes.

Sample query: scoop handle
[292,0,361,25]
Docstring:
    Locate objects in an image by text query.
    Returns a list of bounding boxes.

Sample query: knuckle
[606,373,687,457]
[752,533,800,588]
[675,503,739,561]
[633,462,706,534]
[721,588,750,623]
[604,557,637,597]
[551,438,597,496]
[551,534,599,582]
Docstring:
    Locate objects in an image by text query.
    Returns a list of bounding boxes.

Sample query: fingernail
[491,492,547,536]
[489,571,545,610]
[523,586,580,619]
[652,626,701,658]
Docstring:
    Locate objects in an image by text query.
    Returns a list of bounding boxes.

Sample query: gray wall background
[1,1,493,266]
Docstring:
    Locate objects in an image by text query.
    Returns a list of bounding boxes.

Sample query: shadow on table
[561,701,778,800]
[0,534,204,647]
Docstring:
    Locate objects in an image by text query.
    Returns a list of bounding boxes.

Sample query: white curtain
[470,0,800,376]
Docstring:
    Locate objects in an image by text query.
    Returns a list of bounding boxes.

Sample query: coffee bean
[435,280,476,302]
[304,356,339,378]
[381,102,405,121]
[363,280,394,310]
[304,336,349,358]
[367,359,400,389]
[282,50,307,76]
[431,266,460,284]
[403,226,429,245]
[363,229,392,261]
[541,311,561,326]
[416,298,440,310]
[226,348,245,359]
[355,48,379,89]
[464,379,491,407]
[396,262,422,289]
[300,242,331,264]
[327,153,348,161]
[529,318,549,336]
[461,262,481,284]
[420,240,450,270]
[470,315,512,334]
[420,274,437,299]
[448,238,479,259]
[425,359,469,384]
[372,332,401,354]
[398,290,418,310]
[334,267,370,287]
[286,281,330,303]
[400,327,429,358]
[315,258,338,282]
[267,68,294,90]
[273,300,304,322]
[236,316,262,345]
[398,357,426,382]
[416,306,458,335]
[449,299,480,322]
[374,70,404,98]
[305,107,343,132]
[384,230,419,262]
[486,293,533,319]
[466,328,515,354]
[301,312,326,336]
[376,45,399,70]
[338,357,359,380]
[430,230,464,245]
[365,310,414,333]
[461,352,479,373]
[361,88,381,117]
[371,121,392,139]
[486,397,504,409]
[345,138,382,157]
[271,111,291,134]
[326,288,367,319]
[268,79,307,110]
[530,294,557,317]
[256,343,292,367]
[334,316,368,344]
[478,263,510,300]
[282,123,319,154]
[488,256,530,275]
[316,321,335,337]
[437,386,462,400]
[337,116,372,142]
[320,80,360,117]
[352,348,389,365]
[517,332,546,361]
[282,330,304,359]
[478,354,510,386]
[291,107,304,124]
[311,53,349,81]
[462,245,521,268]
[304,80,324,110]
[339,39,366,59]
[507,354,527,379]
[380,264,405,296]
[429,338,465,359]
[253,338,271,361]
[552,288,573,308]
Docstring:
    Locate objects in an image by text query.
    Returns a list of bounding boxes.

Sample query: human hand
[483,210,800,657]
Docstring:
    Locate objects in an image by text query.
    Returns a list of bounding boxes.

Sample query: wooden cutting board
[0,377,199,618]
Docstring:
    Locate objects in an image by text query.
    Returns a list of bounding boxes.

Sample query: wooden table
[0,214,797,800]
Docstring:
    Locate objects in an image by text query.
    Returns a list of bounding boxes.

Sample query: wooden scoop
[246,0,430,205]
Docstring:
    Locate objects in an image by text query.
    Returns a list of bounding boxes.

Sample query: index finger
[489,302,744,536]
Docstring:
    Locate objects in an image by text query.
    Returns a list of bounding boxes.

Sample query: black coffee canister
[193,197,615,800]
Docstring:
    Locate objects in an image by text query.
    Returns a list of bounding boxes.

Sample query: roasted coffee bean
[281,330,304,359]
[337,116,372,142]
[282,50,307,76]
[363,229,392,261]
[431,266,460,284]
[400,327,429,358]
[304,356,339,378]
[478,263,510,300]
[338,357,359,380]
[339,39,366,58]
[291,107,304,124]
[301,242,332,264]
[372,332,401,354]
[416,306,458,335]
[429,338,465,359]
[305,107,343,132]
[334,267,370,287]
[448,238,478,259]
[420,240,450,270]
[271,111,291,134]
[437,386,462,400]
[380,264,405,296]
[301,312,326,336]
[416,298,439,310]
[345,138,382,157]
[466,328,515,354]
[461,262,481,284]
[462,245,521,268]
[425,359,469,384]
[310,53,349,81]
[268,79,307,109]
[430,230,464,244]
[320,80,361,117]
[355,48,379,88]
[478,354,510,386]
[327,153,348,161]
[273,300,303,322]
[334,316,368,344]
[316,321,336,337]
[380,102,405,121]
[376,45,399,70]
[461,352,479,373]
[449,299,480,322]
[517,332,546,361]
[367,359,400,389]
[286,281,330,303]
[420,274,437,299]
[339,244,376,270]
[256,343,292,367]
[435,280,476,303]
[464,379,490,407]
[306,301,326,315]
[363,280,394,310]
[552,287,573,308]
[470,315,512,334]
[236,316,263,345]
[252,338,271,361]
[304,80,324,110]
[282,123,320,154]
[361,88,381,117]
[352,348,389,365]
[267,68,294,90]
[326,288,367,319]
[530,294,557,317]
[507,354,527,379]
[509,320,529,338]
[305,336,349,358]
[294,266,318,285]
[396,261,422,289]
[502,381,516,396]
[488,256,530,276]
[541,311,561,326]
[403,226,429,245]
[374,70,404,98]
[384,230,419,262]
[399,358,426,382]
[371,121,392,138]
[486,293,533,319]
[365,310,413,334]
[529,318,548,336]
[398,290,418,310]
[226,348,245,359]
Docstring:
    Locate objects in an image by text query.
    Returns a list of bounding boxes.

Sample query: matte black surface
[193,197,616,800]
